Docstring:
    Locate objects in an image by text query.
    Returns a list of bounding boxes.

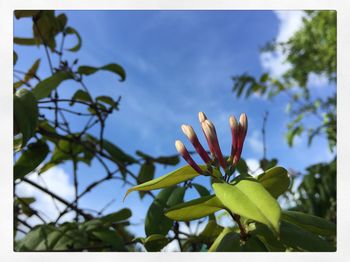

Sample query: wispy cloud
[247,129,264,155]
[16,167,75,226]
[260,11,304,78]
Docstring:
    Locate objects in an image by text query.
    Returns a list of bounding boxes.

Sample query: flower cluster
[175,112,248,176]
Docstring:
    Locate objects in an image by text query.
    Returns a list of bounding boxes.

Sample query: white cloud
[16,167,75,226]
[247,130,264,155]
[307,72,328,88]
[245,158,264,176]
[260,11,304,78]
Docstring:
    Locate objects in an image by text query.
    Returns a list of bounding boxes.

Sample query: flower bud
[239,113,248,138]
[233,113,248,165]
[181,124,211,163]
[198,111,207,123]
[175,140,203,174]
[202,120,227,169]
[229,115,239,157]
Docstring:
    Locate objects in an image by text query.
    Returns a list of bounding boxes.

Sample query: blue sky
[14,10,335,240]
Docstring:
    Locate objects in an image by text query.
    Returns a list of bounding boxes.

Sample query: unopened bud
[202,120,226,169]
[198,112,207,123]
[175,140,203,174]
[239,113,248,137]
[181,125,196,142]
[181,124,211,163]
[229,115,239,157]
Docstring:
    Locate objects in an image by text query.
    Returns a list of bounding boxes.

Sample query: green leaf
[100,208,132,223]
[236,158,248,174]
[14,140,49,180]
[56,13,67,31]
[136,150,180,166]
[192,183,210,196]
[14,51,18,65]
[165,195,224,221]
[14,10,40,19]
[14,89,38,148]
[198,220,224,244]
[213,176,281,234]
[252,223,285,252]
[257,166,290,198]
[138,162,155,199]
[279,221,335,251]
[124,165,211,200]
[215,232,241,251]
[24,59,41,83]
[14,37,37,46]
[143,234,169,251]
[78,63,126,82]
[92,228,126,251]
[65,27,82,52]
[208,227,236,252]
[282,211,336,237]
[166,186,186,206]
[70,89,92,105]
[32,71,72,100]
[96,95,118,109]
[145,187,176,236]
[102,139,136,164]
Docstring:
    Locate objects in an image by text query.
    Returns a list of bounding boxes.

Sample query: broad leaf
[100,208,132,223]
[70,89,92,105]
[215,232,241,251]
[32,71,72,100]
[213,177,281,234]
[165,195,224,221]
[78,63,126,82]
[14,140,49,180]
[102,139,136,164]
[257,166,290,198]
[136,150,180,166]
[92,228,126,251]
[14,89,38,148]
[198,220,224,245]
[279,221,335,251]
[143,234,169,252]
[145,187,176,236]
[208,227,236,252]
[14,37,37,46]
[282,211,336,237]
[252,223,285,252]
[125,165,210,200]
[137,162,155,199]
[14,10,40,19]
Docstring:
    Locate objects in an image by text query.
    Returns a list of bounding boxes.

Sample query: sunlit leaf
[165,195,224,221]
[124,165,212,200]
[213,176,281,234]
[256,166,290,198]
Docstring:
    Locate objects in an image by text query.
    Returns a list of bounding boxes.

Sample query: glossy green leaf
[32,71,72,100]
[14,89,38,147]
[125,165,208,200]
[145,187,176,236]
[78,63,126,82]
[213,177,281,234]
[65,26,82,52]
[208,227,236,252]
[165,195,224,221]
[279,221,335,251]
[257,166,290,198]
[282,211,336,237]
[14,140,49,180]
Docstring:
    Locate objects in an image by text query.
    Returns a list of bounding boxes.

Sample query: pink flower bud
[202,120,227,169]
[233,113,248,165]
[175,140,203,174]
[181,125,211,163]
[229,115,239,157]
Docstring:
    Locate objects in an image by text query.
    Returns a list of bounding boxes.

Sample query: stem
[228,210,249,241]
